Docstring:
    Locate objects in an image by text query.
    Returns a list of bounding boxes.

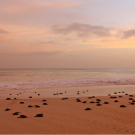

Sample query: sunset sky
[0,0,135,68]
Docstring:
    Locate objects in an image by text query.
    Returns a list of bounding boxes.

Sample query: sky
[0,0,135,68]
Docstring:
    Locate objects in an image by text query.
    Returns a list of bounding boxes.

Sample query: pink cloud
[0,28,10,34]
[0,0,82,27]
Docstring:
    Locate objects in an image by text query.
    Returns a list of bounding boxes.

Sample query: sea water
[0,68,135,91]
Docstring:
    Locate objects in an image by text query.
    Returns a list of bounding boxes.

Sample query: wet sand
[1,86,135,134]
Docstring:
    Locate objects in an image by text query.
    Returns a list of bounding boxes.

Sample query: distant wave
[1,77,135,90]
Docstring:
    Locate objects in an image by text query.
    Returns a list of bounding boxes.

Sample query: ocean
[0,68,135,91]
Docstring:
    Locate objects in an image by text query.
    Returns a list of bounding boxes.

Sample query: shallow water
[0,68,135,90]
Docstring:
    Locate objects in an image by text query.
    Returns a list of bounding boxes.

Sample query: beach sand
[1,86,135,134]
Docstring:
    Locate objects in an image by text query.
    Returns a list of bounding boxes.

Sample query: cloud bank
[122,29,135,38]
[52,23,111,37]
[0,51,62,56]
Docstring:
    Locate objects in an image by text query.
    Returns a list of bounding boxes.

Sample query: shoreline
[1,85,135,99]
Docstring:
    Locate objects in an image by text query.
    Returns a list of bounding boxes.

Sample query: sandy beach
[1,86,135,134]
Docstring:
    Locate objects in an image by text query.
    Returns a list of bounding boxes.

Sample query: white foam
[1,77,135,90]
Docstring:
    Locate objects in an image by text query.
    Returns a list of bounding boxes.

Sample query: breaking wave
[1,77,135,90]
